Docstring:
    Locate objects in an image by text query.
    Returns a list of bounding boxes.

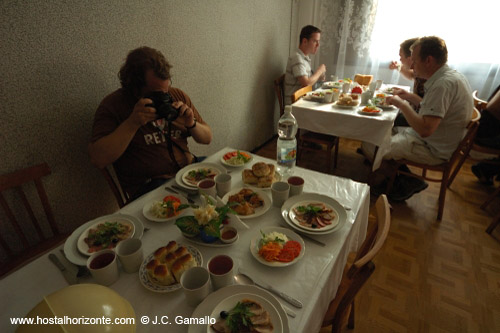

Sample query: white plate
[207,293,283,333]
[375,104,398,111]
[64,214,144,266]
[142,195,190,222]
[358,109,382,116]
[288,201,339,231]
[333,101,360,109]
[281,193,347,235]
[138,244,202,293]
[189,285,289,333]
[221,187,271,219]
[76,219,135,256]
[303,92,327,103]
[175,162,226,190]
[250,227,305,267]
[322,81,342,89]
[220,150,253,168]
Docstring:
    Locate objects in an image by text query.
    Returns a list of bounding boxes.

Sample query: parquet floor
[254,137,500,333]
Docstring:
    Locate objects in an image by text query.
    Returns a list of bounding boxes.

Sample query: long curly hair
[118,46,172,97]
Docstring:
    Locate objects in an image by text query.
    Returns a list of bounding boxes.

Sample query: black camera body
[145,91,179,121]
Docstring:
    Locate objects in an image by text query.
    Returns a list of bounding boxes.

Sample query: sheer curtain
[297,0,500,99]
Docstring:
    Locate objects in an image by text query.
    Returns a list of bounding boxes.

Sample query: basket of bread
[242,162,280,188]
[140,241,202,292]
[354,74,373,86]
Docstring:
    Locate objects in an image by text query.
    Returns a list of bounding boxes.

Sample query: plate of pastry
[139,241,203,293]
[221,187,271,219]
[241,162,281,189]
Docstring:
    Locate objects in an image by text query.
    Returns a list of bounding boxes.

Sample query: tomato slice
[277,250,295,262]
[282,241,302,257]
[163,195,181,203]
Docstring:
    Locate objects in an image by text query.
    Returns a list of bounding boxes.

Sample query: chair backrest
[0,163,66,277]
[448,108,481,166]
[329,195,390,332]
[291,85,312,103]
[472,90,488,112]
[274,74,285,116]
[100,165,129,208]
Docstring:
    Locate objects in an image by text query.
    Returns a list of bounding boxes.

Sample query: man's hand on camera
[128,98,157,128]
[172,101,195,128]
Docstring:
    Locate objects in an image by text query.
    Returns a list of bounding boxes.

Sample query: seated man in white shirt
[284,25,327,105]
[375,36,473,201]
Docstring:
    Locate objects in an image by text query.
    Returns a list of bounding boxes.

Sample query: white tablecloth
[292,84,409,169]
[0,147,370,333]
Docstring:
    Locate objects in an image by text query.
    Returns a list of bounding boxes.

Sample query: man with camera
[89,46,212,200]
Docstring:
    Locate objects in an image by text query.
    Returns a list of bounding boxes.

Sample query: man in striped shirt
[284,25,327,105]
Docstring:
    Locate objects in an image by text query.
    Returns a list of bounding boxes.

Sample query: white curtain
[295,0,500,99]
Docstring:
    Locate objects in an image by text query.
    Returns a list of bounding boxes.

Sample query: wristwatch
[186,119,197,130]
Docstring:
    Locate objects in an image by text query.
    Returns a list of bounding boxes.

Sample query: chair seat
[470,143,500,157]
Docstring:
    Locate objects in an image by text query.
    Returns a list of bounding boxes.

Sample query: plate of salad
[250,227,305,267]
[142,195,191,222]
[220,150,253,167]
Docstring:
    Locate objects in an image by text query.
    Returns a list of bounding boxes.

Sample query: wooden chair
[100,165,130,208]
[274,74,285,117]
[321,195,391,332]
[292,85,340,173]
[0,163,67,277]
[386,108,480,220]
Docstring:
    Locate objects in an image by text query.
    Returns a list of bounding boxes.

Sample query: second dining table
[0,147,370,333]
[292,83,410,169]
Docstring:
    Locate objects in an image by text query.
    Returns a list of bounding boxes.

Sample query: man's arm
[393,89,423,106]
[89,98,157,169]
[297,64,326,87]
[172,101,212,144]
[388,95,441,137]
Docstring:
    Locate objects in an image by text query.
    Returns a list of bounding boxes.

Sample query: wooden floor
[254,137,500,333]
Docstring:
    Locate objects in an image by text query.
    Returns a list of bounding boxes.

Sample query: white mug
[287,176,304,197]
[116,238,143,273]
[180,267,211,307]
[215,173,232,198]
[87,249,119,286]
[197,179,217,198]
[208,255,234,290]
[271,181,290,208]
[375,79,383,90]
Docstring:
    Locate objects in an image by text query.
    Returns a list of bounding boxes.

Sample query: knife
[49,254,78,285]
[238,268,303,308]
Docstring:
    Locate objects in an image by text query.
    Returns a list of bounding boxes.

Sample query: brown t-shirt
[90,87,206,197]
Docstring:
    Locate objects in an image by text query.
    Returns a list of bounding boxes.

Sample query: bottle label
[278,146,297,165]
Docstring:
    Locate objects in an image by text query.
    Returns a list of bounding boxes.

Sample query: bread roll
[165,241,178,254]
[154,246,168,262]
[164,252,177,270]
[252,162,270,177]
[172,253,196,282]
[146,259,159,272]
[174,246,189,258]
[267,164,275,178]
[242,169,258,184]
[152,264,175,285]
[257,174,273,188]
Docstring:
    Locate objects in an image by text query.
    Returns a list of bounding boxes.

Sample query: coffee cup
[197,179,217,198]
[215,173,232,198]
[180,266,211,307]
[208,255,234,290]
[287,176,304,197]
[330,74,338,82]
[342,82,351,94]
[271,181,290,208]
[369,81,377,92]
[115,238,143,273]
[375,79,383,90]
[324,91,334,103]
[361,91,372,105]
[87,249,119,286]
[332,88,340,102]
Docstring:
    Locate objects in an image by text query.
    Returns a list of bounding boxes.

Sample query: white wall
[0,0,292,252]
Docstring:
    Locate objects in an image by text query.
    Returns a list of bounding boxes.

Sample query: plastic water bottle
[277,105,298,176]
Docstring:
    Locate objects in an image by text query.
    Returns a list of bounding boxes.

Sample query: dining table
[0,147,370,333]
[292,83,410,169]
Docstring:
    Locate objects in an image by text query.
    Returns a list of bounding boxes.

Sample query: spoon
[234,273,297,318]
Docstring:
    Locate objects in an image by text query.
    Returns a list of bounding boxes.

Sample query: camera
[144,91,179,121]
